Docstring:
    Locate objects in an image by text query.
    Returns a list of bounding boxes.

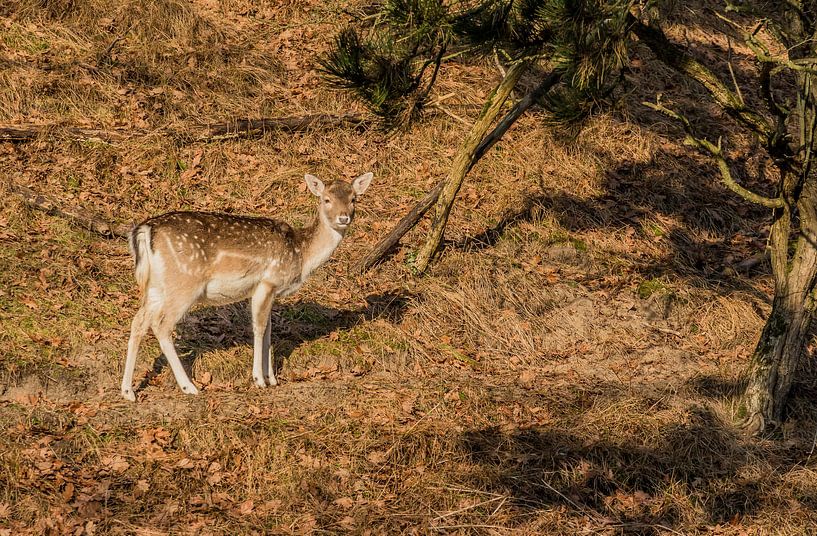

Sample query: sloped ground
[2,1,817,534]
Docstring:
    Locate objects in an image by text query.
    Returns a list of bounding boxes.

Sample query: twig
[429,104,470,125]
[726,36,745,106]
[431,496,506,522]
[493,45,507,78]
[642,321,683,338]
[97,22,135,66]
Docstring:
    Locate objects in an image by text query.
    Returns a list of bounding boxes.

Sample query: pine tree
[323,0,817,434]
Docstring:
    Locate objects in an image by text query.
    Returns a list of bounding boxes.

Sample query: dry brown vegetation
[2,1,817,534]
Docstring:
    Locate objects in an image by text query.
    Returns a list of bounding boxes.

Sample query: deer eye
[324,198,331,204]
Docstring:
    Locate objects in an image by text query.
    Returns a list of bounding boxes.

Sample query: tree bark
[742,232,817,433]
[413,61,528,273]
[354,70,561,273]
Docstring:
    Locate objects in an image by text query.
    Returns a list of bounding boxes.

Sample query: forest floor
[2,1,817,534]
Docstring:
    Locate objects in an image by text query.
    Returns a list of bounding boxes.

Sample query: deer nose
[337,214,351,225]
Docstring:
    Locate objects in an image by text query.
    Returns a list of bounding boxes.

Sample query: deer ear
[304,174,324,196]
[352,172,373,195]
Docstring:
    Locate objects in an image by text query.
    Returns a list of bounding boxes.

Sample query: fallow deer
[121,172,373,401]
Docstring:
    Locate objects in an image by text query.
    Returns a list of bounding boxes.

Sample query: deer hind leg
[251,283,276,388]
[121,303,151,401]
[150,288,200,396]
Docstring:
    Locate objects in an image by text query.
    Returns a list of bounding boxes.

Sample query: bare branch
[644,99,784,208]
[629,15,774,140]
[726,37,745,106]
[354,70,561,273]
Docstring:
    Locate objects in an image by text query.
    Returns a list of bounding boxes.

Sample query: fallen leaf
[105,455,130,473]
[238,499,254,515]
[333,497,354,509]
[61,482,74,501]
[366,451,387,464]
[518,370,536,389]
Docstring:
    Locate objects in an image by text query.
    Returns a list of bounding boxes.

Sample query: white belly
[276,280,303,298]
[204,275,258,304]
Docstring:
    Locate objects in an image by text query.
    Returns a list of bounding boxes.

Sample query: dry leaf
[61,482,74,501]
[238,499,254,515]
[105,455,130,473]
[517,370,536,389]
[333,497,354,509]
[366,451,387,464]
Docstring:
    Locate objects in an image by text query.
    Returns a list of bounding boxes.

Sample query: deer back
[140,212,304,304]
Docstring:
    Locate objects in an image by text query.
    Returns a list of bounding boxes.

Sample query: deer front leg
[251,283,276,388]
[263,315,278,386]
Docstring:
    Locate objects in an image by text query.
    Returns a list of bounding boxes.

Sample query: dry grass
[2,0,816,534]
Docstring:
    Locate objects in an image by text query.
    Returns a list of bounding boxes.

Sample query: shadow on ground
[453,394,816,533]
[453,146,773,305]
[135,291,413,392]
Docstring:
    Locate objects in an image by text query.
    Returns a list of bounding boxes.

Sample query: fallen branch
[0,113,372,144]
[199,113,372,141]
[11,184,130,239]
[0,124,125,143]
[354,71,561,273]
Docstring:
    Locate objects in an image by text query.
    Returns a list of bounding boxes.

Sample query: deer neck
[298,210,345,280]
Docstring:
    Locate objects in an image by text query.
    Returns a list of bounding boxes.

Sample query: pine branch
[644,98,784,208]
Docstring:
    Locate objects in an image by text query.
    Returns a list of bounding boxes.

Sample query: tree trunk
[413,61,528,273]
[742,246,817,433]
[741,56,817,434]
[743,194,817,432]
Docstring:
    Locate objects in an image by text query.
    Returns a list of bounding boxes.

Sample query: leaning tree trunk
[413,61,528,273]
[354,70,560,273]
